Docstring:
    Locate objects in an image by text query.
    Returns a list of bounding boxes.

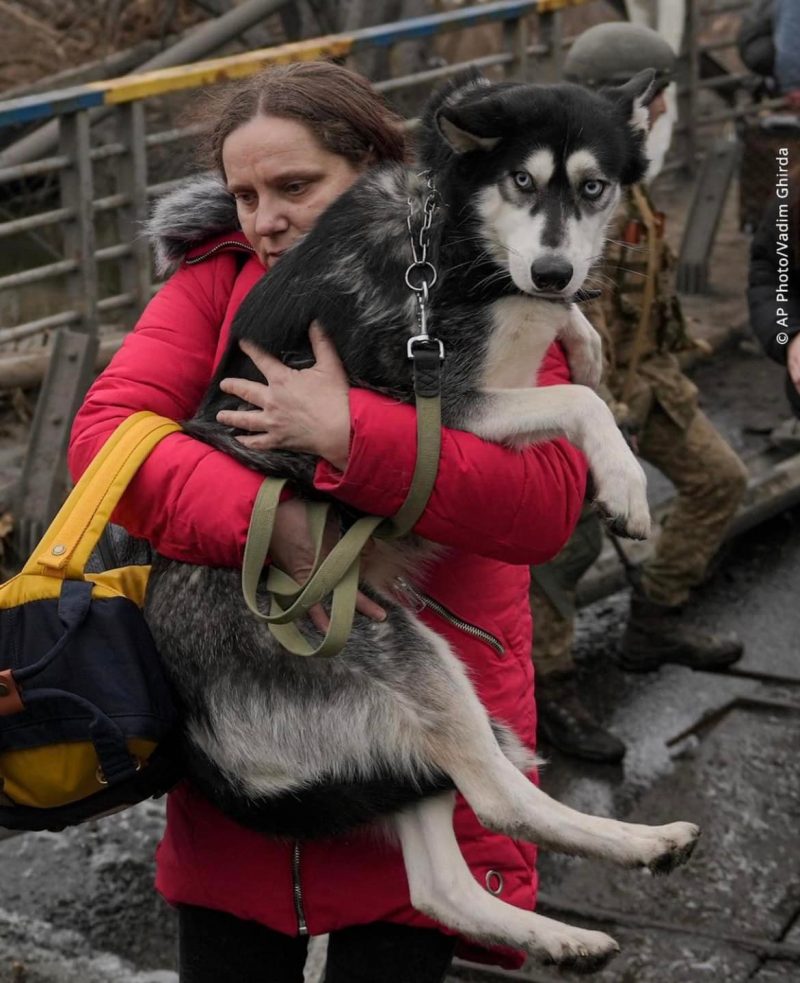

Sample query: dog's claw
[591,451,651,541]
[536,929,620,974]
[641,823,701,875]
[567,946,620,975]
[594,499,650,541]
[648,828,700,875]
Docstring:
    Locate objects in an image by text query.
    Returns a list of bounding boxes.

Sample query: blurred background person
[773,0,800,108]
[530,22,748,764]
[737,0,776,89]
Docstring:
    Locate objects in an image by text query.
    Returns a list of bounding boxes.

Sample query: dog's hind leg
[415,624,699,873]
[396,793,619,972]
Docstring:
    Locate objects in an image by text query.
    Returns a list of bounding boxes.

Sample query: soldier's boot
[536,672,627,764]
[620,593,743,672]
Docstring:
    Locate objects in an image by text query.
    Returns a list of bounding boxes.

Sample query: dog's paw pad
[646,823,701,875]
[594,502,650,541]
[538,931,619,974]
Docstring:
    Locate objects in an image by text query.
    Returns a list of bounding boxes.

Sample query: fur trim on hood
[146,173,239,276]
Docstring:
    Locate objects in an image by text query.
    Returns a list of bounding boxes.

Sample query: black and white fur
[145,70,698,972]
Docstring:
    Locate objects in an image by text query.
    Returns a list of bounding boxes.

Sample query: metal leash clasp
[405,172,444,361]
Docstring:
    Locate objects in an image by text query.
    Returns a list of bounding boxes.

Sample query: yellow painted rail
[0,0,590,127]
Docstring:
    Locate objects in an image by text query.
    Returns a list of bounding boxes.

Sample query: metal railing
[0,0,582,356]
[0,0,592,545]
[0,0,770,541]
[0,0,766,358]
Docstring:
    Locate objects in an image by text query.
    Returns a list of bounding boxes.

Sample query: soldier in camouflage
[530,23,749,764]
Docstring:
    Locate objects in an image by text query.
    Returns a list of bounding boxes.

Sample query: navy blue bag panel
[0,579,176,752]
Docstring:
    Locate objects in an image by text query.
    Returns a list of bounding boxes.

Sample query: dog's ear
[436,102,502,154]
[599,68,656,185]
[601,68,657,135]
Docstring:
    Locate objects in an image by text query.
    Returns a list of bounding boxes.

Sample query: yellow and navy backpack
[0,411,183,831]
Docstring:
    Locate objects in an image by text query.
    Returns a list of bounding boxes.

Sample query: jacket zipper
[184,240,255,265]
[292,841,309,936]
[394,578,505,656]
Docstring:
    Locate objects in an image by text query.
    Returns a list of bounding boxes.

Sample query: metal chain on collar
[405,171,444,360]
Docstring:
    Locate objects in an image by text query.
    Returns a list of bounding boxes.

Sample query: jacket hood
[146,173,239,276]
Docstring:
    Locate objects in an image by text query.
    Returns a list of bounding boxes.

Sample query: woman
[68,61,588,982]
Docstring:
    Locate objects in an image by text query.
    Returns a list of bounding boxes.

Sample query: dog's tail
[491,720,541,773]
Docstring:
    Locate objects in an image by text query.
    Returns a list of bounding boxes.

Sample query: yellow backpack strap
[23,412,181,580]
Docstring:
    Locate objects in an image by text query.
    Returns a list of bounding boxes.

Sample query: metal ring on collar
[405,261,437,292]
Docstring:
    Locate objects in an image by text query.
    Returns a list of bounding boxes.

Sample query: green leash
[241,342,444,657]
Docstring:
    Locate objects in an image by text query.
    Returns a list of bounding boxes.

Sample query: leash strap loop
[241,348,442,656]
[241,176,444,657]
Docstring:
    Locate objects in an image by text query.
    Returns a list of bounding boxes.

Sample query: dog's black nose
[531,257,573,292]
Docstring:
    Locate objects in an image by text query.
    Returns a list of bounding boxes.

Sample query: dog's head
[424,70,654,299]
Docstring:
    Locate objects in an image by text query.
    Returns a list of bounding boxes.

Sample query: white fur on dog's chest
[480,295,567,389]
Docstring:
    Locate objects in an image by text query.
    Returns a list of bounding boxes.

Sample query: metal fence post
[59,110,99,333]
[677,0,701,176]
[503,15,530,82]
[13,109,100,555]
[116,101,152,325]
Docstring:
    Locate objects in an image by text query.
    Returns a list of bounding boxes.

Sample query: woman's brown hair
[199,61,408,176]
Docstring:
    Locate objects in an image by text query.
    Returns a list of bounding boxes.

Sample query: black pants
[178,904,457,983]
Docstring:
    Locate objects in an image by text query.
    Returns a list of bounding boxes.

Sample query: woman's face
[223,114,365,270]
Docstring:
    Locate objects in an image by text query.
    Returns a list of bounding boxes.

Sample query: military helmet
[564,22,676,93]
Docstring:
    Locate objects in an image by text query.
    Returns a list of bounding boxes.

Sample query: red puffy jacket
[68,229,588,969]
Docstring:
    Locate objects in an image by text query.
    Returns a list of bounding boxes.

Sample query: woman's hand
[217,321,351,470]
[220,325,384,628]
[788,333,800,393]
[269,498,387,631]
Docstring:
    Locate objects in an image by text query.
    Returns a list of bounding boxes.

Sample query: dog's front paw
[643,822,701,875]
[592,455,651,541]
[535,925,620,975]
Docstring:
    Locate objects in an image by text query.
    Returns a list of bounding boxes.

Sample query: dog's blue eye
[512,171,533,191]
[582,180,606,200]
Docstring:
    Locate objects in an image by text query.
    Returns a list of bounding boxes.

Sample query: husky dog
[145,70,699,972]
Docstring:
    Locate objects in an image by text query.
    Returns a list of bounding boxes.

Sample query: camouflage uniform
[531,187,748,675]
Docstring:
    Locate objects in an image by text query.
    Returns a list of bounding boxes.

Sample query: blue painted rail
[0,0,584,128]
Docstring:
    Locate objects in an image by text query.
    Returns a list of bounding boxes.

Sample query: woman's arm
[68,256,264,568]
[313,342,588,566]
[215,328,588,566]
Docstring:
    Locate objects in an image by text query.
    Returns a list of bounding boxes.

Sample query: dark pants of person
[177,904,457,983]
